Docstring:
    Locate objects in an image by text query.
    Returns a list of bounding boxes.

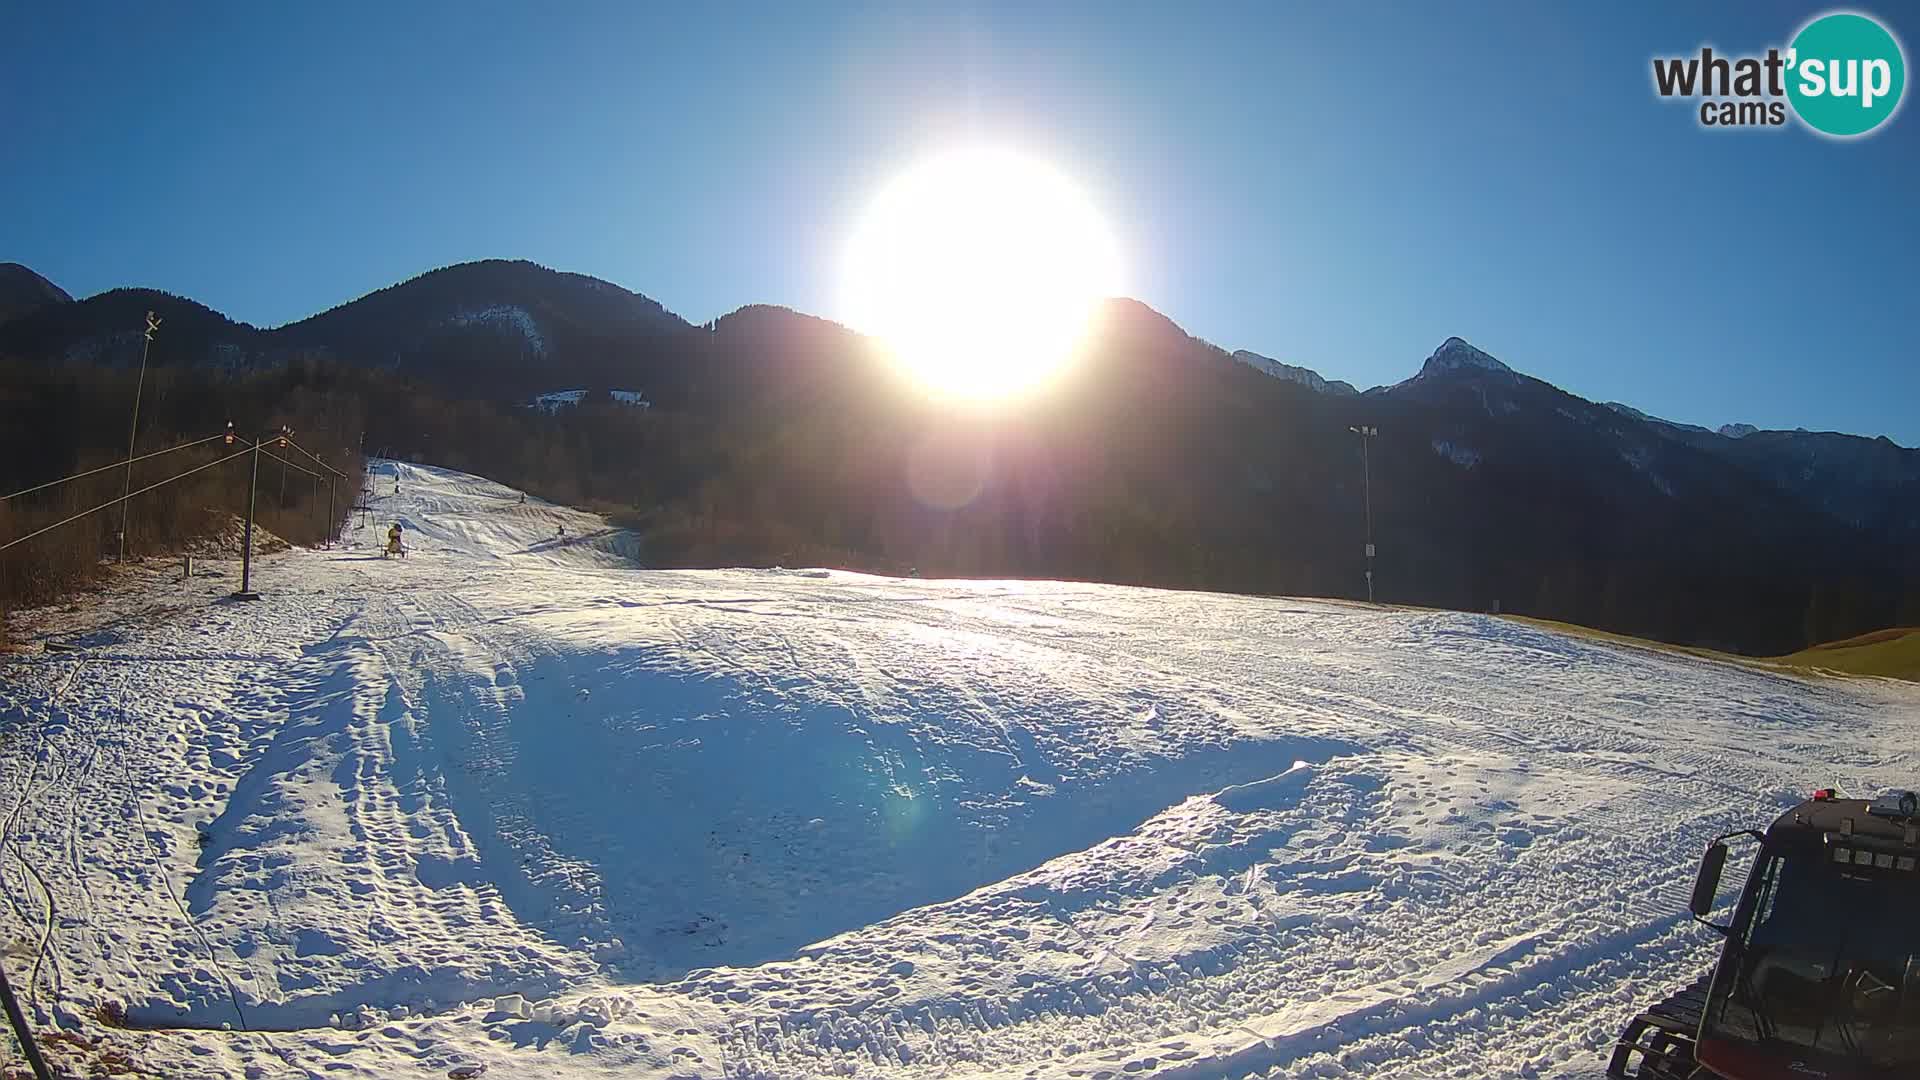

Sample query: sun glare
[841,147,1122,400]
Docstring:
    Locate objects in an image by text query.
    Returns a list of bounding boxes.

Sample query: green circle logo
[1787,12,1906,136]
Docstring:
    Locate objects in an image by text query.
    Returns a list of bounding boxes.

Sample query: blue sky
[4,2,1915,442]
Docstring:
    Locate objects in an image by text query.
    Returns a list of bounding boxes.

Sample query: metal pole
[327,477,336,549]
[0,957,53,1080]
[1362,431,1373,603]
[239,438,260,598]
[1350,425,1377,603]
[117,311,159,562]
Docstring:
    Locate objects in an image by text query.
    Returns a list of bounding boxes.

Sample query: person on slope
[387,522,404,557]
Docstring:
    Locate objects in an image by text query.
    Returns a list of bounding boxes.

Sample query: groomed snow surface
[2,461,1915,1079]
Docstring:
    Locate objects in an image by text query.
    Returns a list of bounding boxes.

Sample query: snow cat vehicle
[1608,788,1920,1079]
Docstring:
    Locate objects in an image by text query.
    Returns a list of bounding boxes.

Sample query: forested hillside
[4,260,1915,655]
[0,360,364,624]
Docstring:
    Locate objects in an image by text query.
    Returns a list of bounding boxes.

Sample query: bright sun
[841,147,1122,400]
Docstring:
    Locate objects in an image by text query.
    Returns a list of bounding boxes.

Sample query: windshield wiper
[1727,940,1779,1042]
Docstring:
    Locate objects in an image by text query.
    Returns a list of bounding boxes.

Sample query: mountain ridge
[0,262,73,325]
[1230,349,1359,396]
[5,257,1904,450]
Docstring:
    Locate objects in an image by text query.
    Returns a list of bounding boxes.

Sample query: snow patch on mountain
[1230,350,1358,395]
[209,341,252,375]
[450,304,547,355]
[1619,445,1677,497]
[527,389,651,413]
[1604,402,1711,435]
[529,389,587,412]
[1605,404,1771,445]
[1431,438,1482,468]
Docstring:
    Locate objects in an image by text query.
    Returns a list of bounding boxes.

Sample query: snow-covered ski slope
[1,460,1915,1080]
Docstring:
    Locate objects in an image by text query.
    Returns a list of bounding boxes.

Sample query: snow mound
[406,625,1353,977]
[183,512,290,556]
[1213,761,1315,812]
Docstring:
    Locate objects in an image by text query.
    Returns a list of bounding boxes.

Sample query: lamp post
[276,426,292,506]
[1348,425,1378,602]
[236,432,263,601]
